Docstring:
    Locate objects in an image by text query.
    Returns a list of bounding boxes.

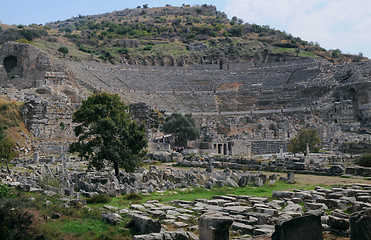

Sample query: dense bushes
[122,193,142,201]
[58,46,69,54]
[20,28,47,41]
[0,199,33,240]
[355,153,371,167]
[339,141,371,154]
[86,193,112,204]
[0,183,11,198]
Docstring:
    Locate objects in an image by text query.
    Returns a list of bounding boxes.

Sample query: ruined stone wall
[1,42,370,155]
[0,42,89,154]
[67,59,370,121]
[0,42,61,88]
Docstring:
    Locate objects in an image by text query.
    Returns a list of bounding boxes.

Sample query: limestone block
[199,213,233,240]
[132,214,161,234]
[271,215,323,240]
[101,211,122,225]
[350,209,371,240]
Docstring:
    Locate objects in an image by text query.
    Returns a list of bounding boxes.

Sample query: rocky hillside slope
[0,5,367,66]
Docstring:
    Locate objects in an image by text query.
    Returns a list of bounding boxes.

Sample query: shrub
[86,194,112,204]
[332,49,341,58]
[117,47,128,54]
[20,28,47,41]
[355,153,371,167]
[230,25,244,36]
[122,193,142,201]
[0,183,11,198]
[58,46,69,54]
[0,199,33,239]
[143,45,152,51]
[15,38,33,44]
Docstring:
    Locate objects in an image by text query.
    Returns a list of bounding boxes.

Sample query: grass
[33,40,102,62]
[10,191,132,239]
[272,47,319,58]
[86,180,319,210]
[38,217,131,240]
[86,193,112,204]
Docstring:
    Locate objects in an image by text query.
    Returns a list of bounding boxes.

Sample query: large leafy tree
[287,128,321,155]
[69,92,147,176]
[162,113,199,146]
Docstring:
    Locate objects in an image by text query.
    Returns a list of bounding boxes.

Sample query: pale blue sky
[1,0,370,58]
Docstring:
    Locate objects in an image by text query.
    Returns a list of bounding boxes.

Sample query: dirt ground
[157,162,371,186]
[284,173,370,186]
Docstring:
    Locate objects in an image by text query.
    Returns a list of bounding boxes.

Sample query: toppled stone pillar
[350,209,371,240]
[199,213,233,240]
[271,215,323,240]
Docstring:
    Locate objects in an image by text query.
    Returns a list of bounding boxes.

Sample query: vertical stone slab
[40,165,47,176]
[51,155,55,164]
[272,215,323,240]
[279,147,284,159]
[62,156,67,176]
[247,143,252,157]
[350,209,371,240]
[33,151,39,164]
[287,172,295,183]
[199,213,233,240]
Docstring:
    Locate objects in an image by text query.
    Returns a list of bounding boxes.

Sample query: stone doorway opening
[3,55,18,75]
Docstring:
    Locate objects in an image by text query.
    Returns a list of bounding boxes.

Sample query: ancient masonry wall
[0,42,89,154]
[1,42,371,155]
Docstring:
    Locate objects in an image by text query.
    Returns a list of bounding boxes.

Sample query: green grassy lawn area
[87,180,322,210]
[38,218,130,240]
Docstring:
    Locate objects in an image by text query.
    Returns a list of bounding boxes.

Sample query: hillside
[0,96,32,156]
[0,5,367,66]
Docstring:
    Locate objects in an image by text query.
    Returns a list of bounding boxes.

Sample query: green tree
[162,113,199,147]
[69,92,147,176]
[331,49,341,58]
[229,25,243,37]
[0,137,18,175]
[287,128,321,155]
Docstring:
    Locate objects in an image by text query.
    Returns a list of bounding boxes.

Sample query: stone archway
[3,55,18,74]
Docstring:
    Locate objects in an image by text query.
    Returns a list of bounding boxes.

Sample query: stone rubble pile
[1,154,370,239]
[176,154,371,177]
[2,154,288,199]
[102,184,370,239]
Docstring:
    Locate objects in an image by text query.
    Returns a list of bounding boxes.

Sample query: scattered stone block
[271,215,323,240]
[132,214,161,234]
[101,212,122,225]
[328,215,349,230]
[199,213,233,240]
[350,209,371,240]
